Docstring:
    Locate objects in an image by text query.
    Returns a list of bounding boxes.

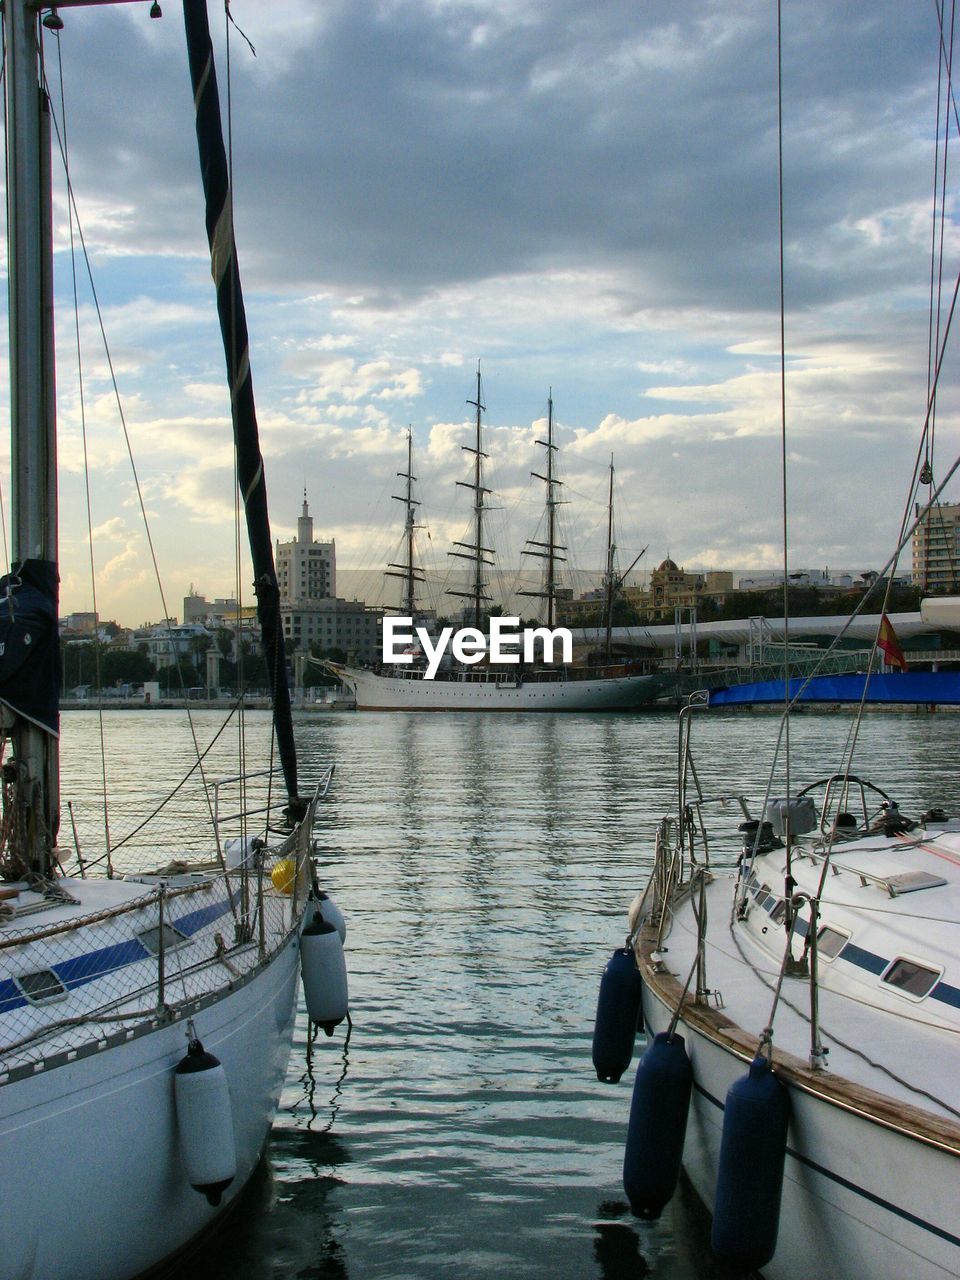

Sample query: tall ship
[329,371,668,711]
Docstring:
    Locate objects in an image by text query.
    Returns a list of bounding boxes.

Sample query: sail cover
[182,0,298,801]
[0,560,60,736]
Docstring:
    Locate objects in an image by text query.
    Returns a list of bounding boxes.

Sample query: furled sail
[0,560,59,737]
[182,0,298,802]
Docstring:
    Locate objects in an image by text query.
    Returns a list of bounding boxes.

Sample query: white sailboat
[607,691,960,1279]
[331,373,668,711]
[594,8,960,1277]
[0,5,345,1277]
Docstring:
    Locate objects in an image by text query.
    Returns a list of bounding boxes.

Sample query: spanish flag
[878,613,908,672]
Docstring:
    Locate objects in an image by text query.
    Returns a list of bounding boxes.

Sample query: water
[59,706,960,1279]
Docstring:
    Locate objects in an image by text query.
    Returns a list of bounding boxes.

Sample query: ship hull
[333,665,668,710]
[0,934,300,1280]
[640,974,960,1280]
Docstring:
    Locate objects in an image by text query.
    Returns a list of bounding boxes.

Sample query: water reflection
[57,707,960,1279]
[293,1014,354,1133]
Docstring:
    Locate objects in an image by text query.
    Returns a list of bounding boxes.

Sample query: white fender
[314,890,346,942]
[300,914,348,1035]
[173,1039,237,1205]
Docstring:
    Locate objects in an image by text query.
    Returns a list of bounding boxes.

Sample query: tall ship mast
[385,427,425,617]
[600,457,646,660]
[603,458,617,660]
[519,391,566,628]
[447,363,494,629]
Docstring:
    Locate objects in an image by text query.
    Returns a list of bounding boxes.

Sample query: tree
[157,660,200,692]
[61,641,97,688]
[101,648,154,685]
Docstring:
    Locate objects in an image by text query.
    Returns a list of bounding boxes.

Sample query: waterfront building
[133,621,211,671]
[624,561,734,621]
[275,495,382,661]
[275,494,336,602]
[912,500,960,590]
[183,588,241,625]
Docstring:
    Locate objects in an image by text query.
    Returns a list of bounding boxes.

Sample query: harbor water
[59,707,960,1279]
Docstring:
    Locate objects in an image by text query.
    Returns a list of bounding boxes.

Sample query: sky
[1,0,958,625]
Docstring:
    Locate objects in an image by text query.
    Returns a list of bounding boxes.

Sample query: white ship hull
[640,971,960,1280]
[0,930,300,1280]
[333,664,669,711]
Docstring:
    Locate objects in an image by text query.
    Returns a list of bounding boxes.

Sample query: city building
[275,494,336,603]
[132,621,211,671]
[60,611,98,637]
[737,569,854,591]
[183,588,240,625]
[625,561,734,621]
[912,501,960,591]
[275,494,382,661]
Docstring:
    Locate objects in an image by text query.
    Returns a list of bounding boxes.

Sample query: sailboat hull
[333,664,669,711]
[0,935,300,1280]
[636,900,960,1280]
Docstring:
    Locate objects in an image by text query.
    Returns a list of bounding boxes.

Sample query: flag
[877,613,908,672]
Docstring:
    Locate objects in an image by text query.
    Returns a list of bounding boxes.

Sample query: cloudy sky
[2,1,957,624]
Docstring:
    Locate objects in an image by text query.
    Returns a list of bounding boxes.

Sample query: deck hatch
[884,871,947,896]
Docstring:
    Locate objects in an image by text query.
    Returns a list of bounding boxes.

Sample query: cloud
[10,1,955,623]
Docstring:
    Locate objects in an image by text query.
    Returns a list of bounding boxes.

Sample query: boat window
[770,899,787,924]
[816,925,848,960]
[15,968,68,1004]
[138,922,189,955]
[882,958,940,998]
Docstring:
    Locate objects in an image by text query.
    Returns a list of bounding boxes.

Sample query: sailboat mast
[386,427,423,617]
[404,430,416,616]
[448,363,493,628]
[4,2,60,876]
[183,1,300,804]
[545,394,557,629]
[604,458,615,660]
[469,365,485,630]
[520,390,566,629]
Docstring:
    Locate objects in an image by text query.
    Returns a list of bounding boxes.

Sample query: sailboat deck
[0,863,304,1083]
[644,872,960,1139]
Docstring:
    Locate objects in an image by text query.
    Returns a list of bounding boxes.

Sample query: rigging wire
[776,0,792,893]
[50,25,114,877]
[0,40,8,570]
[39,29,224,851]
[225,0,249,833]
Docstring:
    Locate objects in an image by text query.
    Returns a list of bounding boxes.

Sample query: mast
[183,0,300,804]
[385,427,424,616]
[519,390,566,629]
[447,362,493,629]
[603,457,616,660]
[1,1,60,877]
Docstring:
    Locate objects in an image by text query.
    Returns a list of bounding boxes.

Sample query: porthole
[816,925,849,961]
[15,968,68,1004]
[138,922,189,955]
[882,957,940,999]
